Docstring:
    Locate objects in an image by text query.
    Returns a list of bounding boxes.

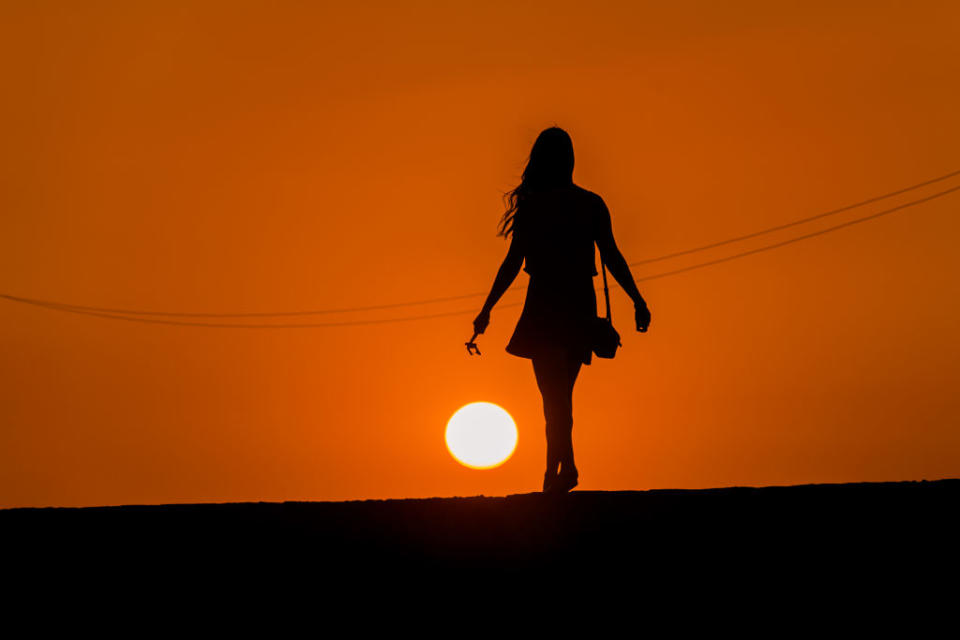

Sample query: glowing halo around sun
[445,402,518,469]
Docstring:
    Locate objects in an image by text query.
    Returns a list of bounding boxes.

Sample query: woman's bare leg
[533,349,583,485]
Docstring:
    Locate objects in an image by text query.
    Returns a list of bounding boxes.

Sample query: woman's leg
[533,348,583,482]
[558,352,583,474]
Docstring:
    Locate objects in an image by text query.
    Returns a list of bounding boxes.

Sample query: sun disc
[445,402,518,469]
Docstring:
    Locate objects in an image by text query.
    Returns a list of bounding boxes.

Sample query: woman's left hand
[473,309,490,335]
[635,301,651,332]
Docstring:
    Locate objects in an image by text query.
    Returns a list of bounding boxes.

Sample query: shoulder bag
[592,257,621,359]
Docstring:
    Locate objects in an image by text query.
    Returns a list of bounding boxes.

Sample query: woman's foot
[542,470,558,493]
[547,468,578,494]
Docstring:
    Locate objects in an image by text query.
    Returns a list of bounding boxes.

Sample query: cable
[628,168,960,266]
[0,289,494,318]
[3,168,956,319]
[4,183,956,329]
[7,296,522,328]
[633,183,960,283]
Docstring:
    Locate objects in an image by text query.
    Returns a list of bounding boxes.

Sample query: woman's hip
[525,276,597,310]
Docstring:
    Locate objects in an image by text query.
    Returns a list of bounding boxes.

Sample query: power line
[3,168,957,319]
[8,296,522,328]
[633,183,960,283]
[4,182,957,329]
[628,167,960,266]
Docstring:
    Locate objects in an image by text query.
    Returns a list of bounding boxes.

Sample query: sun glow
[445,402,518,469]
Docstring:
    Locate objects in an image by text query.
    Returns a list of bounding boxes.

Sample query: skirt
[505,275,598,365]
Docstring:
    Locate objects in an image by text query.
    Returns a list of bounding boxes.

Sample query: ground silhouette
[4,480,957,582]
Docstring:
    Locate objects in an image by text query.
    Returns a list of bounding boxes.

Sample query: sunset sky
[2,1,958,508]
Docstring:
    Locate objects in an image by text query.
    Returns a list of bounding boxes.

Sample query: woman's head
[523,126,575,186]
[498,126,575,239]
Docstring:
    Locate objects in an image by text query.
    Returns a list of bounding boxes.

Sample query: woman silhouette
[473,127,651,494]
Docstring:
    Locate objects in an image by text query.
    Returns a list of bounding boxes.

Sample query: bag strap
[601,256,612,322]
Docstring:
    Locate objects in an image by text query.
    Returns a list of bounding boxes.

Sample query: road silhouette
[4,480,956,585]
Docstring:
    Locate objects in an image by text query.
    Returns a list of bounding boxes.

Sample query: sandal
[548,469,578,494]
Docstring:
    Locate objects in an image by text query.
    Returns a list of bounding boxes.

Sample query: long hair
[498,126,575,239]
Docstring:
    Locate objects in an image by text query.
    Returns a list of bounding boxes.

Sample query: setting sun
[445,403,518,470]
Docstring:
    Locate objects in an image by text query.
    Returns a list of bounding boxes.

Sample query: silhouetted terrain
[4,480,957,584]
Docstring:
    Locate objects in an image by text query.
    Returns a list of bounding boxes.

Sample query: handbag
[592,257,621,359]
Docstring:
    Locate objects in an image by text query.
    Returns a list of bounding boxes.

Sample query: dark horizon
[6,480,957,581]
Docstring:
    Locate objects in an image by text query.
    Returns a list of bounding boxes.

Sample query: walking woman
[473,126,651,494]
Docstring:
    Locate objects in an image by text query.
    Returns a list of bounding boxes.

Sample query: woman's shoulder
[570,185,608,216]
[570,183,604,203]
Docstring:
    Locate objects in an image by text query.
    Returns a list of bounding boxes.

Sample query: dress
[504,184,604,366]
[506,273,598,365]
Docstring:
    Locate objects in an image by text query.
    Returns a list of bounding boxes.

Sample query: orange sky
[2,1,959,507]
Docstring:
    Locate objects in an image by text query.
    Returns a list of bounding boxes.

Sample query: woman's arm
[473,235,524,334]
[595,196,652,331]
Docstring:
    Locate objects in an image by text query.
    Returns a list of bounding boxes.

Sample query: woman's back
[515,183,601,281]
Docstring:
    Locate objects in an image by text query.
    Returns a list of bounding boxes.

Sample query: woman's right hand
[635,301,651,333]
[473,309,490,335]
